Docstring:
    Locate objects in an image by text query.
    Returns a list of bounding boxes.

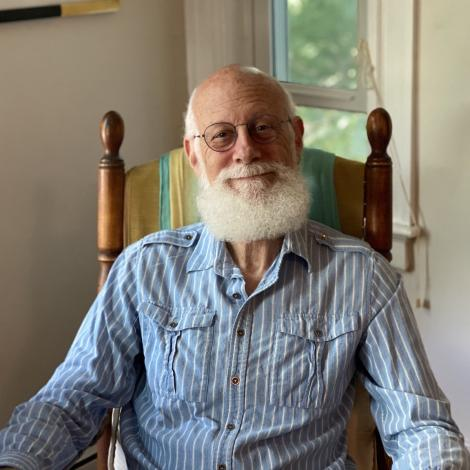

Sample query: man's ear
[291,116,304,164]
[184,137,202,177]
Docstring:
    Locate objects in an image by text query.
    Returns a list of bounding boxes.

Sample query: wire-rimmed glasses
[193,114,292,152]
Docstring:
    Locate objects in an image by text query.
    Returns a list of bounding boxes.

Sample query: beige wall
[404,0,470,445]
[0,0,187,425]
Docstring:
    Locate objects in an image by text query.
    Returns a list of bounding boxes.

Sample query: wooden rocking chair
[79,107,393,470]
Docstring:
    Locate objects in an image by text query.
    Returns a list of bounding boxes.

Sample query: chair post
[365,108,393,470]
[364,108,393,261]
[96,111,124,470]
[97,111,125,291]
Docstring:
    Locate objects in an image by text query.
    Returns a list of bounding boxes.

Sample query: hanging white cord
[358,39,431,308]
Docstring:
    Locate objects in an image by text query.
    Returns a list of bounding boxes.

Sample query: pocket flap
[278,314,359,341]
[277,316,318,340]
[173,312,215,330]
[139,302,215,331]
[322,315,359,341]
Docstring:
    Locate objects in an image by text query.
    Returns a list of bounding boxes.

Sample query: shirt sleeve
[358,253,470,469]
[0,244,143,470]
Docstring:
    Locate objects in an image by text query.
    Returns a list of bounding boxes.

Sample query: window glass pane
[297,106,368,161]
[287,0,358,89]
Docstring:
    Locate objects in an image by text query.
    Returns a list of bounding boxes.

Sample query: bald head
[184,65,296,137]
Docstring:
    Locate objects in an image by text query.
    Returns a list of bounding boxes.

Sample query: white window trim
[184,0,418,270]
[365,0,419,270]
[184,0,260,93]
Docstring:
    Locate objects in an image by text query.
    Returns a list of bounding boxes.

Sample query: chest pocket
[139,302,216,403]
[269,314,359,409]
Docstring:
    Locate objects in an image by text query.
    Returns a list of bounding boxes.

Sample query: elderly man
[0,65,469,470]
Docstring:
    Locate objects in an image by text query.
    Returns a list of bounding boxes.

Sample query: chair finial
[367,108,392,153]
[100,111,124,158]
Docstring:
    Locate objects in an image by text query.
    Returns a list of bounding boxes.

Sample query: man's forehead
[193,71,287,124]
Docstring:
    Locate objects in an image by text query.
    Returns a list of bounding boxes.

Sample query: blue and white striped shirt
[0,221,468,469]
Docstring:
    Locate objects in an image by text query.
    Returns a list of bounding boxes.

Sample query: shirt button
[217,465,226,470]
[314,329,323,337]
[236,329,245,337]
[320,233,327,240]
[226,423,235,430]
[231,376,240,386]
[232,292,241,300]
[169,321,178,328]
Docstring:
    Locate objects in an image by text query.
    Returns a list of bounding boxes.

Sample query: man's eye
[211,129,234,141]
[254,123,274,133]
[213,131,229,139]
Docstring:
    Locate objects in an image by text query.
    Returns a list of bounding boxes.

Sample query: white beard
[196,162,310,242]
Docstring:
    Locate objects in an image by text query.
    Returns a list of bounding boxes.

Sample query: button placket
[226,273,244,303]
[220,303,253,469]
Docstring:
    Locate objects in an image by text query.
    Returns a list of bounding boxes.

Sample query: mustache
[216,162,287,183]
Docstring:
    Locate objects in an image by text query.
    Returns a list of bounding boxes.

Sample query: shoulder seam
[306,220,372,254]
[140,224,203,248]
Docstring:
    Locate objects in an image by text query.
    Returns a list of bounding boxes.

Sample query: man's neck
[226,237,284,295]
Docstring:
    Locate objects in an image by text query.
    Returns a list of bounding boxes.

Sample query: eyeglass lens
[203,115,282,151]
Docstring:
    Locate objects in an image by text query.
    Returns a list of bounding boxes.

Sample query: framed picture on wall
[0,0,119,23]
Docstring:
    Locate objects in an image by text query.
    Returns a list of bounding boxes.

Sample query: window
[271,0,368,160]
[184,0,418,269]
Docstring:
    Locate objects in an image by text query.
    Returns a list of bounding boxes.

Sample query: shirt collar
[278,223,313,273]
[187,223,314,275]
[186,225,235,275]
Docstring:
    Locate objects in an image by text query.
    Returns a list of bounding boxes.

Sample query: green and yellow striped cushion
[124,148,364,246]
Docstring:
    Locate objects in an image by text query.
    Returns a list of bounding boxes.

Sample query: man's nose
[232,125,260,164]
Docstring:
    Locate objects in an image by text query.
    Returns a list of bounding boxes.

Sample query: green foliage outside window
[287,0,358,89]
[284,0,368,160]
[297,106,368,161]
